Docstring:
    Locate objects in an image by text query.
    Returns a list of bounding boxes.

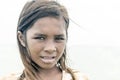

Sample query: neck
[39,66,61,75]
[38,66,62,80]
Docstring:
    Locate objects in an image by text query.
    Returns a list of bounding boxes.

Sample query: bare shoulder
[0,73,20,80]
[73,70,89,80]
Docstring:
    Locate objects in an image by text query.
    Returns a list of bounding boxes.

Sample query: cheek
[27,41,43,56]
[57,43,66,55]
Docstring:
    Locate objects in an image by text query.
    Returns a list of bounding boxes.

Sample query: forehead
[27,17,66,35]
[34,17,64,27]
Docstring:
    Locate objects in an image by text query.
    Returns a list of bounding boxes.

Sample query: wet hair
[17,0,76,80]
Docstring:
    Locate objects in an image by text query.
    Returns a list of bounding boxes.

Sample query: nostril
[44,41,56,53]
[44,46,56,53]
[44,49,56,53]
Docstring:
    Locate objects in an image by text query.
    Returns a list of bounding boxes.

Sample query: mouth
[40,56,56,63]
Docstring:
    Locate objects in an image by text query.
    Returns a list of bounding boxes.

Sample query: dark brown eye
[33,34,46,41]
[34,36,46,40]
[54,36,65,43]
[55,37,65,40]
[54,35,66,42]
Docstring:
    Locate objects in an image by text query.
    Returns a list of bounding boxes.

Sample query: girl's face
[26,17,66,69]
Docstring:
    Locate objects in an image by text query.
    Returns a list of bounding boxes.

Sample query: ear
[17,31,26,47]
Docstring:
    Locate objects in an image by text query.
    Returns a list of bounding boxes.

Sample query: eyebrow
[34,33,46,36]
[34,33,65,37]
[55,34,65,37]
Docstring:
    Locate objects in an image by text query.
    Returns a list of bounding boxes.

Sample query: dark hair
[17,0,76,80]
[17,0,69,33]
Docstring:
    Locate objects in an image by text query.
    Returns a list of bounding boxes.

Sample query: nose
[44,40,56,53]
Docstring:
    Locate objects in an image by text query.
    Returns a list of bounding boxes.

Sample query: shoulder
[74,71,88,80]
[63,70,88,80]
[0,73,21,80]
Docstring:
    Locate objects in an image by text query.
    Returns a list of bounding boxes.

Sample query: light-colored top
[0,71,88,80]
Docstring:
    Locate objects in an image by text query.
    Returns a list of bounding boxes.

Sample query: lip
[40,56,56,63]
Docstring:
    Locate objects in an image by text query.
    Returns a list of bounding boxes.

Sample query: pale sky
[0,0,120,80]
[0,0,120,46]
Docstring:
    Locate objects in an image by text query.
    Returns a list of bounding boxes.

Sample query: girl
[0,0,88,80]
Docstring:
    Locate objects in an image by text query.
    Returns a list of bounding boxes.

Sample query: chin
[39,63,57,69]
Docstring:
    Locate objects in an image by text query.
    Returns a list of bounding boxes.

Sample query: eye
[34,36,46,40]
[55,37,65,40]
[55,36,65,42]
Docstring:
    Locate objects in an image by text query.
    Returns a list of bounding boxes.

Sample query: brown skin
[18,17,67,80]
